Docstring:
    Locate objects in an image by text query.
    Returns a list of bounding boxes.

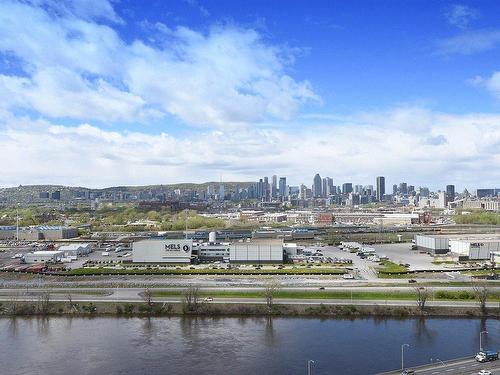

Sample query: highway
[379,357,500,374]
[0,287,498,308]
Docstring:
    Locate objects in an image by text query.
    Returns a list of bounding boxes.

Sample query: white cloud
[0,0,318,126]
[445,4,478,29]
[468,71,500,100]
[435,29,500,55]
[2,108,500,189]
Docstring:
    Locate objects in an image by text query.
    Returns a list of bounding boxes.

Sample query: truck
[475,350,499,362]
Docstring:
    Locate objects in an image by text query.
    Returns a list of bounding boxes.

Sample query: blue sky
[1,0,500,189]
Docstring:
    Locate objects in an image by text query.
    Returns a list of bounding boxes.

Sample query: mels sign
[165,242,191,252]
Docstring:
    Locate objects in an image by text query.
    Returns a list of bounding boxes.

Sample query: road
[379,357,500,374]
[0,287,498,308]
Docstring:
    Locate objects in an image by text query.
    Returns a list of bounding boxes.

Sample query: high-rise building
[313,174,322,197]
[446,185,455,202]
[342,183,353,194]
[51,191,61,200]
[279,177,287,198]
[376,176,385,202]
[399,182,408,195]
[263,177,270,201]
[325,177,334,196]
[271,175,278,199]
[207,184,214,198]
[219,184,225,200]
[392,184,398,195]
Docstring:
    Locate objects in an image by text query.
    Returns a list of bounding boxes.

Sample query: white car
[478,370,492,375]
[203,297,213,302]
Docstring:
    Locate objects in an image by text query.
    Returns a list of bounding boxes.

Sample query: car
[401,370,415,375]
[203,297,213,302]
[319,287,325,290]
[478,370,492,375]
[408,279,417,283]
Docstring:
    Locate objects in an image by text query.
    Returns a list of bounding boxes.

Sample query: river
[0,317,498,374]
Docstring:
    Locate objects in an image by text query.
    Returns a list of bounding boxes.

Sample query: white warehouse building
[230,239,284,263]
[132,239,193,263]
[58,243,92,257]
[449,239,500,260]
[23,250,64,264]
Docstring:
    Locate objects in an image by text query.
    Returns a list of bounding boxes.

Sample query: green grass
[151,289,500,301]
[66,267,346,276]
[377,261,409,275]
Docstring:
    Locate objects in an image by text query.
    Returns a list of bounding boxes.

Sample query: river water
[0,317,498,375]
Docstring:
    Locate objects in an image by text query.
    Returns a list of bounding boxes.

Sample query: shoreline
[1,301,498,318]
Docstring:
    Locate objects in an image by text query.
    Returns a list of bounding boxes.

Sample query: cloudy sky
[1,0,500,190]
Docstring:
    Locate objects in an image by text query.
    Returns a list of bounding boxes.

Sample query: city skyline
[2,1,500,188]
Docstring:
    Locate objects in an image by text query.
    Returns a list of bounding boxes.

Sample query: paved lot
[371,243,441,271]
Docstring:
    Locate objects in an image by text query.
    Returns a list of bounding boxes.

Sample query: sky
[1,0,500,190]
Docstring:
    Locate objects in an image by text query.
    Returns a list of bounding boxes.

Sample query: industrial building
[230,239,284,263]
[58,243,92,257]
[414,234,450,255]
[449,239,500,260]
[0,226,78,240]
[23,250,64,264]
[132,239,193,263]
[416,233,500,259]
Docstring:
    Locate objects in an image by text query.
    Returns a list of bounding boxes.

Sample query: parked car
[478,370,492,375]
[401,370,415,375]
[408,279,417,283]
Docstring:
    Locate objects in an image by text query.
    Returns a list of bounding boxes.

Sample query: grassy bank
[0,300,498,318]
[150,289,500,302]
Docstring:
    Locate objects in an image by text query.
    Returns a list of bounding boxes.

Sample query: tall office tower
[399,182,408,195]
[279,177,287,198]
[354,184,363,194]
[342,183,353,194]
[257,179,263,199]
[322,178,327,197]
[207,184,214,198]
[419,187,430,197]
[234,185,240,201]
[376,176,385,202]
[51,190,61,200]
[271,175,278,199]
[408,185,415,194]
[219,183,225,201]
[326,177,334,196]
[299,184,307,199]
[446,185,455,202]
[364,185,374,196]
[392,184,398,195]
[313,174,322,197]
[263,177,270,201]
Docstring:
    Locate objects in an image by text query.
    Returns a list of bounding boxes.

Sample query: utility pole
[480,331,488,352]
[401,344,409,370]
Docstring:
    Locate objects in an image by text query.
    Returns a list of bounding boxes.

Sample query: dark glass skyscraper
[376,176,385,202]
[313,174,322,197]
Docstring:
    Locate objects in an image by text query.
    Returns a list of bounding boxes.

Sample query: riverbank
[0,300,498,318]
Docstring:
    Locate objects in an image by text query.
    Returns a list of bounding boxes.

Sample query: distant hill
[0,182,255,202]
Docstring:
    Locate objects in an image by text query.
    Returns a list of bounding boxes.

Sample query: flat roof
[417,233,500,240]
[29,251,64,255]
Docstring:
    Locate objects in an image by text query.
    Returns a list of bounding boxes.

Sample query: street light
[401,344,410,370]
[480,331,488,352]
[307,360,315,375]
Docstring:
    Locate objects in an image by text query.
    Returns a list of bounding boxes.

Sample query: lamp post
[307,360,315,375]
[401,344,409,370]
[480,331,488,352]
